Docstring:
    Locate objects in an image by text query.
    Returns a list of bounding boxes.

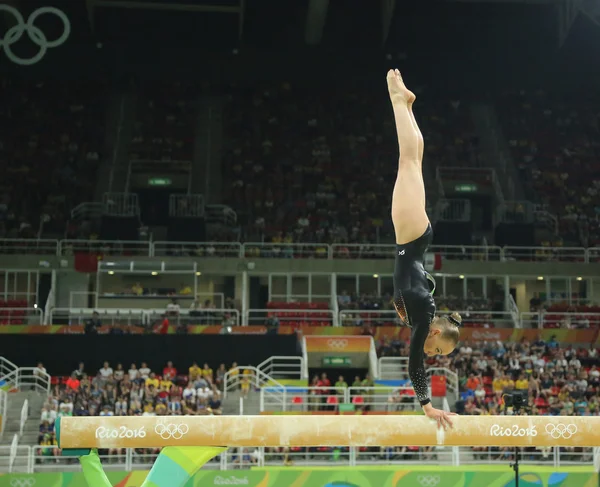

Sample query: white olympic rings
[417,475,440,487]
[0,5,70,66]
[545,423,578,440]
[326,339,348,349]
[10,478,36,487]
[154,422,190,440]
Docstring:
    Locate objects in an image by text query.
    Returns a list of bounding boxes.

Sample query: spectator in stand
[188,361,201,382]
[215,363,227,390]
[202,362,213,383]
[99,362,113,383]
[163,361,177,381]
[128,363,139,382]
[65,373,80,392]
[155,314,169,335]
[73,362,85,380]
[84,312,102,334]
[139,362,151,381]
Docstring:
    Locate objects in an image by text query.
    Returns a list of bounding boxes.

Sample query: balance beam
[56,415,599,449]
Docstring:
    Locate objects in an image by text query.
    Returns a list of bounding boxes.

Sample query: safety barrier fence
[339,310,516,328]
[0,444,595,473]
[0,308,44,326]
[0,357,51,396]
[0,239,596,262]
[47,308,240,326]
[378,358,459,403]
[9,309,600,329]
[259,386,421,412]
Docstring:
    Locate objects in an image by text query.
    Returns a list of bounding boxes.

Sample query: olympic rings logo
[417,475,440,487]
[326,339,348,350]
[10,478,36,487]
[545,423,578,440]
[0,5,70,66]
[155,422,190,440]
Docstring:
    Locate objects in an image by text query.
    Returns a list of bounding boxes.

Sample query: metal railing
[521,311,600,329]
[0,238,597,262]
[223,367,287,412]
[502,246,586,262]
[48,307,240,326]
[18,400,28,438]
[0,444,595,473]
[257,356,304,381]
[59,240,151,256]
[340,310,515,328]
[258,386,421,413]
[0,357,18,382]
[0,308,44,325]
[246,308,334,326]
[153,241,242,257]
[0,389,7,437]
[378,357,459,401]
[1,367,51,396]
[8,434,19,472]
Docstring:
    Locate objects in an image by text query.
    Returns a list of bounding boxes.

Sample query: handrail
[0,307,44,325]
[246,308,334,326]
[341,309,515,328]
[223,366,286,399]
[368,336,379,380]
[256,356,304,380]
[19,399,28,437]
[49,307,240,326]
[0,389,7,438]
[0,356,19,381]
[9,433,18,473]
[520,311,600,330]
[0,238,596,262]
[2,367,52,395]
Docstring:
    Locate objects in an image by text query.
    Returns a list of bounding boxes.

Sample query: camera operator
[84,311,101,334]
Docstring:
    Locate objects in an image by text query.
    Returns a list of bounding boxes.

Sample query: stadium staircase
[378,357,459,410]
[222,356,306,415]
[0,358,51,473]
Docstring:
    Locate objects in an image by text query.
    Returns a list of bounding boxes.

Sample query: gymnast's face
[423,328,456,357]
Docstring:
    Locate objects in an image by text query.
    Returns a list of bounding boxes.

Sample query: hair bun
[449,312,462,327]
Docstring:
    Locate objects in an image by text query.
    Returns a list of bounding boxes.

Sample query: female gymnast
[388,69,460,430]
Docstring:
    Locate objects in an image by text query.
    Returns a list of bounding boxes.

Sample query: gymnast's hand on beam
[422,404,457,430]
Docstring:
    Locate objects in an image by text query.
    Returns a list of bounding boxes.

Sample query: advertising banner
[0,467,597,487]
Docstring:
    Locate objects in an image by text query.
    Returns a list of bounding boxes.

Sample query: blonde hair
[434,312,462,345]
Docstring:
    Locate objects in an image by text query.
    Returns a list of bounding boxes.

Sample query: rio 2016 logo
[95,426,146,439]
[489,424,538,437]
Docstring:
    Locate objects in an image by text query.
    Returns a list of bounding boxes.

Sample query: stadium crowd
[36,360,239,462]
[222,82,480,245]
[2,76,598,251]
[499,90,600,247]
[33,331,600,464]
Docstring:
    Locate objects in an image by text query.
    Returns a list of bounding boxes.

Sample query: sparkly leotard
[393,224,436,406]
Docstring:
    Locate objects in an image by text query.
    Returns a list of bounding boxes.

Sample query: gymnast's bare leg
[387,69,430,245]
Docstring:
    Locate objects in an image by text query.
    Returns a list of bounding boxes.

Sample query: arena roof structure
[79,0,586,48]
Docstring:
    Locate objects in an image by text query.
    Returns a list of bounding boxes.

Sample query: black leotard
[393,224,436,407]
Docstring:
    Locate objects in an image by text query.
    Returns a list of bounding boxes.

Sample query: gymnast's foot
[387,69,416,106]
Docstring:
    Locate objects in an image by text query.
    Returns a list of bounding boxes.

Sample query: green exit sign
[323,356,352,366]
[454,184,477,193]
[148,178,172,186]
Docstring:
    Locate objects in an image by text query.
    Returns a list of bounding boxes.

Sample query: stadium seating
[498,90,600,246]
[0,79,107,239]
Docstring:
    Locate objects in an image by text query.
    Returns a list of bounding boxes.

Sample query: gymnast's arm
[408,313,432,408]
[409,309,456,428]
